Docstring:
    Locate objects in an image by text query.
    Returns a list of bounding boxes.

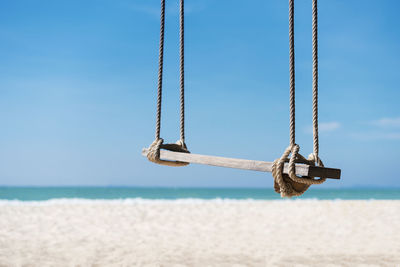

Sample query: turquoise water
[0,187,400,200]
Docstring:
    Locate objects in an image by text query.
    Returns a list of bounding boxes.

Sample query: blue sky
[0,0,399,188]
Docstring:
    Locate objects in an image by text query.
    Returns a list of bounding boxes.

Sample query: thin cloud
[371,117,400,128]
[385,132,400,139]
[319,122,341,132]
[349,117,400,141]
[350,132,400,141]
[304,122,341,134]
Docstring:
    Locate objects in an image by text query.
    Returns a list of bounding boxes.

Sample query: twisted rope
[289,0,296,147]
[147,0,189,166]
[155,0,165,140]
[179,0,185,144]
[312,0,319,161]
[272,145,326,198]
[272,0,326,197]
[147,138,189,167]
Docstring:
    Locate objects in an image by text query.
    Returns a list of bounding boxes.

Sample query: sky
[0,0,399,188]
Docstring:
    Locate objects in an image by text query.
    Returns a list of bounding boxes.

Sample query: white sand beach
[0,199,399,267]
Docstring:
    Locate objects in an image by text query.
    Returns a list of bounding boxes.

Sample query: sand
[0,199,399,267]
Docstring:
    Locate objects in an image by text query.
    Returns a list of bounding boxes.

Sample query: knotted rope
[147,138,189,167]
[146,0,189,167]
[272,144,326,197]
[272,0,325,197]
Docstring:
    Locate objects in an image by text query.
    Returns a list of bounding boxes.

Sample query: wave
[0,197,382,205]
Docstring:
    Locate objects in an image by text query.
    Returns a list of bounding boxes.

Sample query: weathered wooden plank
[142,148,341,179]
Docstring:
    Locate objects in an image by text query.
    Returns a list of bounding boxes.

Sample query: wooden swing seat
[142,148,341,179]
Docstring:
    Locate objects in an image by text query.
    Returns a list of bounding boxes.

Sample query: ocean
[0,187,399,201]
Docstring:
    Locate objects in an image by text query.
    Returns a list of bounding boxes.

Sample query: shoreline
[1,198,400,204]
[1,187,400,201]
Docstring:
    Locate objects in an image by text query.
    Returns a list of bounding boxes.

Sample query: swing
[142,0,341,197]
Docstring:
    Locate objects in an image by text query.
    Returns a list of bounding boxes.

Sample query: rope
[147,0,189,167]
[272,145,326,198]
[312,0,319,160]
[289,0,295,147]
[179,0,185,144]
[272,0,326,197]
[155,0,165,140]
[147,138,189,167]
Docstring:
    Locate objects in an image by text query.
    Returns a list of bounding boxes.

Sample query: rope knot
[272,144,326,198]
[147,138,164,163]
[307,153,323,167]
[146,138,190,167]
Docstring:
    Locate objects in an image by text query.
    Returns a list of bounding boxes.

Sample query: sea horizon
[1,186,399,201]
